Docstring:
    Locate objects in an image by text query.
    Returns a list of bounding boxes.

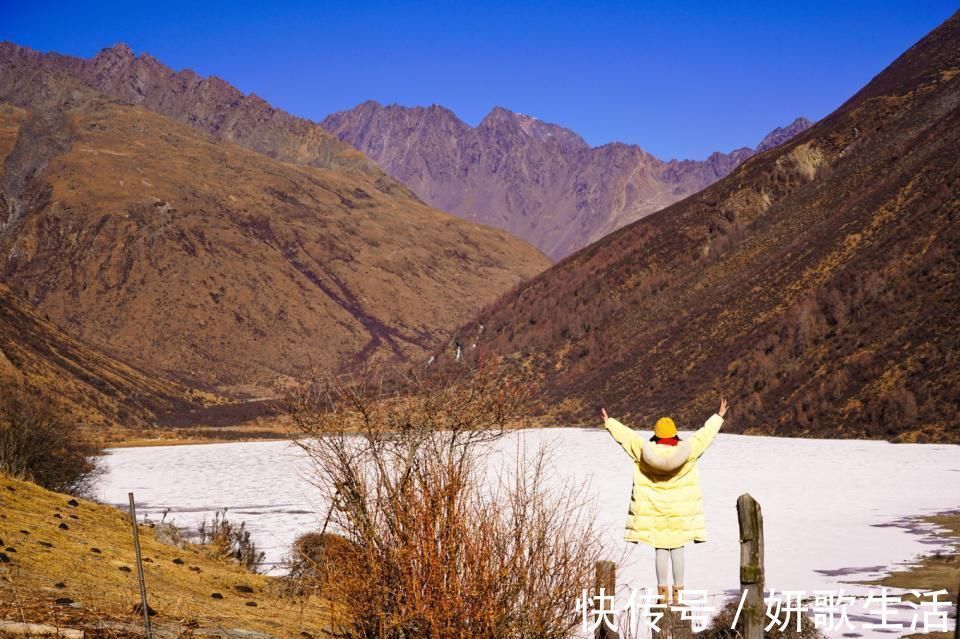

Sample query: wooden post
[594,560,619,639]
[737,493,764,639]
[128,492,153,639]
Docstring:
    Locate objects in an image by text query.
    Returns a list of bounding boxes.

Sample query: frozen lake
[100,428,959,637]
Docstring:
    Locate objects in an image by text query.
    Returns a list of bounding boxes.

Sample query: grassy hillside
[0,63,550,399]
[0,282,218,432]
[0,475,331,637]
[436,11,960,442]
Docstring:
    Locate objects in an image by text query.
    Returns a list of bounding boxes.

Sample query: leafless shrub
[288,360,605,639]
[196,508,265,572]
[0,380,102,495]
[285,530,360,595]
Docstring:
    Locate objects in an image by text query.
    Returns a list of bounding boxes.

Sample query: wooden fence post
[128,492,153,639]
[595,560,619,639]
[737,493,764,639]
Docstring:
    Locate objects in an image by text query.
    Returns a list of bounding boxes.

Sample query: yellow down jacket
[604,413,724,549]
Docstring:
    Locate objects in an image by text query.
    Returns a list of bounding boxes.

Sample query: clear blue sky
[2,1,956,159]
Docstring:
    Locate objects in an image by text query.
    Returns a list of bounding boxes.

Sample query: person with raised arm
[600,398,728,605]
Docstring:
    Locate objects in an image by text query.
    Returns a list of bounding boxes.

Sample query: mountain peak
[324,103,808,258]
[478,105,547,127]
[96,42,135,60]
[479,105,519,126]
[755,116,814,153]
[339,100,463,124]
[454,10,960,438]
[0,41,383,177]
[0,47,551,400]
[477,106,589,151]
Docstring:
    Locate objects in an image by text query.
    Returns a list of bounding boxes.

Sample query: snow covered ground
[100,428,959,637]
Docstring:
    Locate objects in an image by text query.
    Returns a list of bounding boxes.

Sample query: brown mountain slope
[321,101,811,259]
[0,42,382,178]
[0,63,550,397]
[440,11,960,442]
[0,283,208,428]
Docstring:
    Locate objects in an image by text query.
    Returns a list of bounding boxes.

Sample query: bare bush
[0,380,102,495]
[286,531,363,597]
[288,360,604,639]
[197,508,266,572]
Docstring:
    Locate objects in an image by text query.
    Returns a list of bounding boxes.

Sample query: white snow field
[100,428,959,637]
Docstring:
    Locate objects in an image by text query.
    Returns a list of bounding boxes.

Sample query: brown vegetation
[432,11,960,441]
[287,362,604,639]
[0,381,101,495]
[0,47,550,402]
[0,475,332,638]
[196,509,266,573]
[0,282,214,432]
[858,510,959,603]
[0,41,382,178]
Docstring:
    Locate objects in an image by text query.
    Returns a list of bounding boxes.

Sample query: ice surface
[100,428,959,637]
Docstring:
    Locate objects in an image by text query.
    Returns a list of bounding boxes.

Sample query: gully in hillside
[600,398,729,605]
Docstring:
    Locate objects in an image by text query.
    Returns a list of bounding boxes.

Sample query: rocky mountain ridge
[322,100,812,258]
[0,42,385,179]
[0,45,550,400]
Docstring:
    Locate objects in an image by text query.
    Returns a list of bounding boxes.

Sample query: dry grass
[852,510,960,638]
[859,511,960,597]
[0,474,332,637]
[0,283,217,434]
[103,421,295,449]
[0,91,550,401]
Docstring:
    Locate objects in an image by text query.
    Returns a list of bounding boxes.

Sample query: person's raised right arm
[601,407,644,461]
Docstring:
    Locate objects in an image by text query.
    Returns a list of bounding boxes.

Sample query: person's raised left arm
[689,397,728,459]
